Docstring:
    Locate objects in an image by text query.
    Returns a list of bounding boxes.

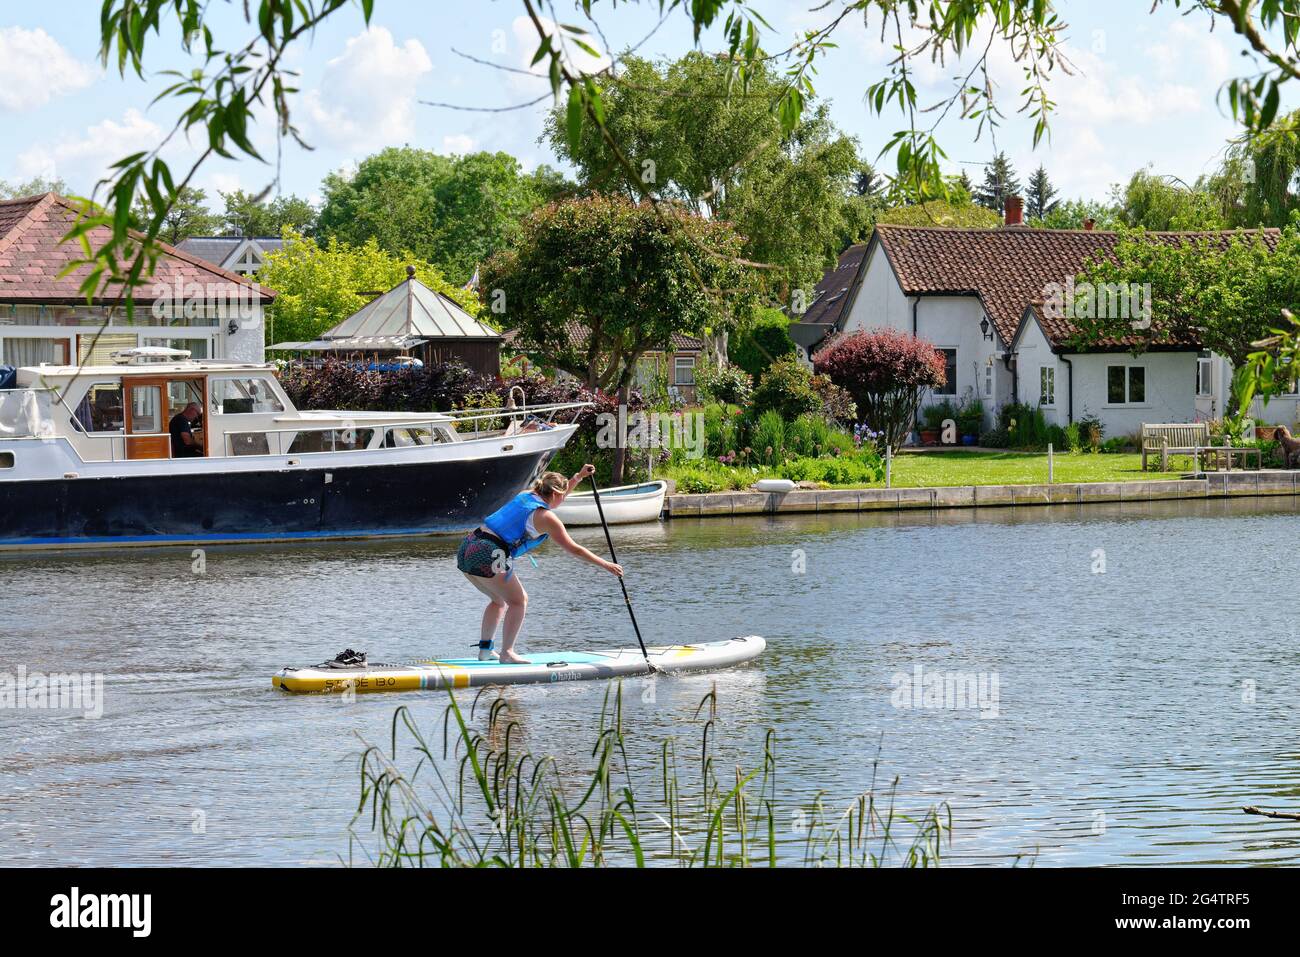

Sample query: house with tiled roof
[794,196,1284,439]
[177,236,288,277]
[0,193,274,368]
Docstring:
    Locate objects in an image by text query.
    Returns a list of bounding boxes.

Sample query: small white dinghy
[553,480,668,526]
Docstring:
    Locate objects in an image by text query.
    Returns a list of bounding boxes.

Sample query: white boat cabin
[1,348,498,464]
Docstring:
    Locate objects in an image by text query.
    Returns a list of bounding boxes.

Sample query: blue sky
[0,1,1290,210]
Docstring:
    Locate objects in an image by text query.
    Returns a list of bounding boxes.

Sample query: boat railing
[223,401,592,457]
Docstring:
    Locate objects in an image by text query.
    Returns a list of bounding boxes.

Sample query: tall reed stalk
[347,683,951,867]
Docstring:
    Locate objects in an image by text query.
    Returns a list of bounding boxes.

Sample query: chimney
[1083,218,1096,231]
[1003,195,1024,227]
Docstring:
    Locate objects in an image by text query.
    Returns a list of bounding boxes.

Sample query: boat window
[227,432,271,456]
[383,426,454,447]
[130,385,163,433]
[210,377,285,415]
[286,428,375,454]
[71,382,125,433]
[0,451,13,468]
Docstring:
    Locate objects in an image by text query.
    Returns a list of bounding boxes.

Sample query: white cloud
[1144,20,1232,89]
[441,133,477,154]
[303,27,433,148]
[980,39,1201,128]
[206,172,246,197]
[0,27,98,111]
[16,108,163,186]
[508,15,611,93]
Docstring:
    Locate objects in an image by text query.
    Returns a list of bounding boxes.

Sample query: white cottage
[793,198,1283,441]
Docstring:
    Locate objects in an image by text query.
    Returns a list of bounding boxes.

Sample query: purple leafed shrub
[277,360,497,413]
[813,330,945,450]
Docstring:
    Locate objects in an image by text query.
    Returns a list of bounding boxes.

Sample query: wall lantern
[979,317,993,341]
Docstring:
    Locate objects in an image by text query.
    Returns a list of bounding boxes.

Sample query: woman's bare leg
[497,573,530,663]
[468,580,505,645]
[464,571,528,663]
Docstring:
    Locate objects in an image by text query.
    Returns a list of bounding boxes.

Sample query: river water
[3,497,1300,866]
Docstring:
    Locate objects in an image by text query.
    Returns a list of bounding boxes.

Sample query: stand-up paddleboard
[272,635,766,694]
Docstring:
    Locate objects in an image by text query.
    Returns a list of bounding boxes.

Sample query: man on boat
[169,402,204,458]
[457,466,622,664]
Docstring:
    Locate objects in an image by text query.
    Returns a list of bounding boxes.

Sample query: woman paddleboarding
[457,465,623,663]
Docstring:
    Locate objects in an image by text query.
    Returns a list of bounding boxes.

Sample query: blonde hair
[532,471,568,498]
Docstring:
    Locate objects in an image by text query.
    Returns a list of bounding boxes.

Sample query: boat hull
[553,480,667,526]
[0,451,554,550]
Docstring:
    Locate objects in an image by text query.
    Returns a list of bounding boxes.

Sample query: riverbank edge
[664,470,1300,517]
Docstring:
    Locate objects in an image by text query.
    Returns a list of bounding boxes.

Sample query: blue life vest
[484,491,551,558]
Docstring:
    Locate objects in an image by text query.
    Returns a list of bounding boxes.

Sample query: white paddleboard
[272,635,765,694]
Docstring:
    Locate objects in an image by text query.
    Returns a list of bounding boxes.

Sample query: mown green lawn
[871,450,1170,488]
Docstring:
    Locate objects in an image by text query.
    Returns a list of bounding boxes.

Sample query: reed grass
[347,683,951,867]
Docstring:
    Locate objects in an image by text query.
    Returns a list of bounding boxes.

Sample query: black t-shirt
[169,412,202,457]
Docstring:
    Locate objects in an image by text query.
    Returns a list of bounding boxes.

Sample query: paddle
[589,478,660,675]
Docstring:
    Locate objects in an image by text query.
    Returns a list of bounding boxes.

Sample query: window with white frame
[1039,366,1055,406]
[673,355,696,386]
[984,362,993,397]
[1196,356,1213,397]
[233,249,263,275]
[1106,365,1146,404]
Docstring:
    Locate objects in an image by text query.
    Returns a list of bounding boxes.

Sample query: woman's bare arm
[533,510,623,576]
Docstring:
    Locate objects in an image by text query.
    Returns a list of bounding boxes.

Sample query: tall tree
[1075,227,1300,402]
[220,190,317,237]
[974,152,1021,211]
[877,199,1000,228]
[1025,165,1060,220]
[1207,110,1300,228]
[481,195,755,394]
[854,163,881,198]
[131,186,220,245]
[0,175,70,199]
[1038,198,1121,230]
[316,147,567,284]
[545,52,861,295]
[1113,168,1226,230]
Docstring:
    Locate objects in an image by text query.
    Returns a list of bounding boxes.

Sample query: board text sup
[272,635,765,694]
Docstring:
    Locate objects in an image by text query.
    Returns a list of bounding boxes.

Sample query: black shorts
[456,532,508,578]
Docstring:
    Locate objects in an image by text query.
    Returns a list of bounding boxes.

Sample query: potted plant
[919,403,946,445]
[957,399,984,446]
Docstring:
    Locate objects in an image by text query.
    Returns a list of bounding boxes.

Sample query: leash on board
[589,477,661,676]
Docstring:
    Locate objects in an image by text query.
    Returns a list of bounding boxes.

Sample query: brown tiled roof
[800,243,867,327]
[0,193,275,303]
[873,223,1281,346]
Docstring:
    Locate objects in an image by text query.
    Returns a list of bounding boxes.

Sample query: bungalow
[793,196,1284,440]
[177,236,287,277]
[0,193,273,366]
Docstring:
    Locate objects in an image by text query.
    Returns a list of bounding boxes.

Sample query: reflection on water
[4,497,1300,865]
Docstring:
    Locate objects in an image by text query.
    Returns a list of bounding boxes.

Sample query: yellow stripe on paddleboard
[272,665,468,694]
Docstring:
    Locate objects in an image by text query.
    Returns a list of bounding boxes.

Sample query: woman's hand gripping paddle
[589,479,662,676]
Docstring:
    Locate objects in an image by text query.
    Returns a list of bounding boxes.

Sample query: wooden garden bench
[1141,422,1216,471]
